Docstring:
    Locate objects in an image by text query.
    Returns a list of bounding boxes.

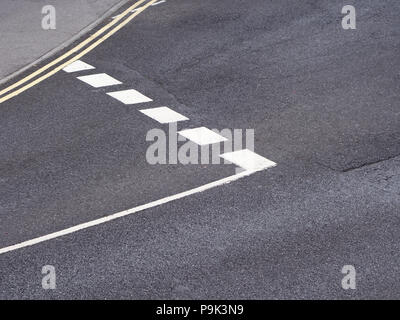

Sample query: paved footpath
[0,0,128,82]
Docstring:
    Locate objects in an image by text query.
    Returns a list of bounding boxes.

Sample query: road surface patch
[62,60,96,73]
[178,127,228,146]
[106,89,153,104]
[139,106,189,123]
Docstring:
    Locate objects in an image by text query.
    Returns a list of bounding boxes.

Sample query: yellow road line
[0,0,149,98]
[0,0,158,104]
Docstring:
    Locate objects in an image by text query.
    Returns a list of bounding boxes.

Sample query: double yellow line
[0,0,158,104]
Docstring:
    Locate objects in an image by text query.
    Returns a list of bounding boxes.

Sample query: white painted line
[220,149,277,171]
[107,89,153,104]
[77,73,122,88]
[112,0,166,19]
[62,60,95,73]
[112,9,139,18]
[140,106,189,123]
[0,169,261,255]
[178,127,228,146]
[152,0,167,6]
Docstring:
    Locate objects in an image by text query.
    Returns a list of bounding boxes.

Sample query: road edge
[0,0,132,86]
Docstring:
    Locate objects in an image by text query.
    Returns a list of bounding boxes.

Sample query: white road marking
[178,127,228,146]
[107,89,153,104]
[0,169,266,255]
[140,106,189,123]
[0,0,279,256]
[220,149,277,171]
[151,0,166,6]
[77,73,122,88]
[112,0,166,19]
[62,60,95,73]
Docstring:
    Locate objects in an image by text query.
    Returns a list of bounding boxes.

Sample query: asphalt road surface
[0,0,399,299]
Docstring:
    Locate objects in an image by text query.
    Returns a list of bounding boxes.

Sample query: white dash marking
[220,149,277,171]
[140,106,188,123]
[112,0,166,19]
[0,169,259,255]
[152,0,166,6]
[112,9,139,19]
[77,73,122,88]
[178,127,228,146]
[63,60,95,73]
[106,89,153,104]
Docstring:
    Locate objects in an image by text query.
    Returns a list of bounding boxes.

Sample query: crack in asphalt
[342,154,400,173]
